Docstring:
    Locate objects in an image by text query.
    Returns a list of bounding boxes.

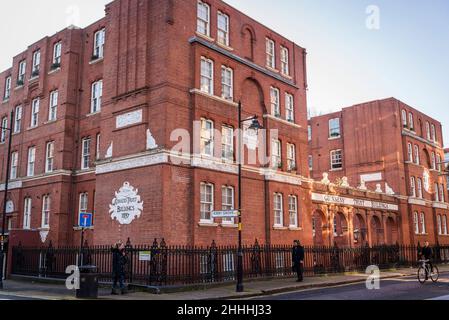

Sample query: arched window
[407,143,413,162]
[414,145,420,165]
[443,216,448,235]
[410,177,416,197]
[413,212,419,234]
[431,124,436,142]
[431,152,436,170]
[420,212,426,234]
[417,178,423,198]
[437,215,442,235]
[435,183,440,202]
[409,113,414,130]
[439,184,445,203]
[401,110,407,128]
[426,122,431,140]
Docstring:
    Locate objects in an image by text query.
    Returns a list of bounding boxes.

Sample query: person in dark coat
[111,242,128,294]
[292,240,305,282]
[421,241,433,280]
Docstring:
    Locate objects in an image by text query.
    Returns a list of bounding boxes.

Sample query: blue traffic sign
[78,212,93,228]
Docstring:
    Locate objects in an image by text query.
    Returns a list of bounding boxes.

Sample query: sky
[1,0,448,144]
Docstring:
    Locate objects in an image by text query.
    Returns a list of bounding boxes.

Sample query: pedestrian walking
[111,242,128,295]
[292,240,305,282]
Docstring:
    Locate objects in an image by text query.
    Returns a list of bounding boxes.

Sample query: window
[333,216,338,236]
[79,193,88,213]
[221,125,234,161]
[285,93,294,122]
[1,117,7,143]
[18,60,26,85]
[200,119,214,156]
[417,178,423,198]
[426,122,431,140]
[431,124,436,142]
[200,57,213,94]
[410,177,416,197]
[414,145,420,165]
[409,113,414,130]
[27,147,36,177]
[4,76,11,100]
[45,141,54,173]
[49,90,58,121]
[221,186,234,224]
[221,66,233,100]
[420,212,426,234]
[413,212,419,234]
[440,184,445,203]
[288,195,298,228]
[437,154,442,172]
[197,1,210,36]
[93,28,105,59]
[401,110,407,127]
[330,149,343,170]
[435,183,440,202]
[273,193,283,227]
[308,155,313,171]
[10,152,18,180]
[308,125,312,141]
[271,139,281,169]
[431,152,436,170]
[41,195,50,228]
[443,216,448,235]
[23,197,32,230]
[91,80,103,113]
[266,38,275,69]
[280,46,289,76]
[200,182,214,222]
[217,12,229,46]
[53,42,62,66]
[81,137,91,170]
[96,133,101,160]
[31,98,40,127]
[329,118,341,138]
[287,143,296,171]
[437,215,442,235]
[270,87,280,117]
[14,105,22,133]
[407,143,413,162]
[32,50,41,75]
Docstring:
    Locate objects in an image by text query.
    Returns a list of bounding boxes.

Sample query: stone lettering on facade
[109,182,144,225]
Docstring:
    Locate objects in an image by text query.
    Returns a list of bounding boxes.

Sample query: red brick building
[309,98,449,246]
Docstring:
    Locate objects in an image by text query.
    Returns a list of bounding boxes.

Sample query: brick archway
[385,215,398,245]
[353,213,367,246]
[312,209,326,246]
[370,215,384,246]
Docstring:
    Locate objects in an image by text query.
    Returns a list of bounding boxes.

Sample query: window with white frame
[270,87,280,117]
[329,118,341,138]
[308,155,313,171]
[93,28,105,59]
[217,11,229,46]
[221,66,233,100]
[18,60,26,85]
[271,139,281,169]
[288,195,298,228]
[200,57,213,94]
[45,141,54,173]
[41,195,50,228]
[440,184,445,203]
[32,50,40,75]
[81,137,91,170]
[200,182,214,223]
[280,46,289,75]
[221,125,234,161]
[413,211,419,234]
[79,193,88,213]
[91,80,103,113]
[197,1,210,36]
[273,193,283,227]
[410,177,416,197]
[426,122,431,140]
[330,149,343,170]
[407,143,413,162]
[287,143,296,171]
[49,90,58,121]
[431,124,436,142]
[285,93,294,122]
[53,42,62,66]
[401,110,407,127]
[431,152,436,170]
[1,117,7,143]
[200,119,214,156]
[221,186,234,224]
[437,154,442,172]
[435,183,440,202]
[14,105,22,133]
[4,76,11,100]
[27,147,36,177]
[414,145,420,165]
[420,212,426,234]
[443,216,448,235]
[437,215,442,235]
[10,152,18,180]
[96,133,101,160]
[31,98,39,127]
[308,125,312,141]
[409,113,414,130]
[417,178,423,198]
[266,38,275,69]
[23,197,32,230]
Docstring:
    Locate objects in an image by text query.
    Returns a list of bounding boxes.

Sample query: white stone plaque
[116,109,143,129]
[109,182,144,225]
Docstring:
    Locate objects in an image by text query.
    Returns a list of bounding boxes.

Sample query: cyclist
[420,241,433,280]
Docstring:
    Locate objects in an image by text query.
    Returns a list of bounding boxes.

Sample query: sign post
[77,213,93,266]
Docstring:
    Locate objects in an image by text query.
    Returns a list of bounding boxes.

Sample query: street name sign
[211,210,239,218]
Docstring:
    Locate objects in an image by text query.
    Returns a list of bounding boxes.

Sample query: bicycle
[417,259,439,284]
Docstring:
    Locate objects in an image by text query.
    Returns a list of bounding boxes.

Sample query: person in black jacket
[111,242,128,294]
[292,240,305,282]
[421,241,433,280]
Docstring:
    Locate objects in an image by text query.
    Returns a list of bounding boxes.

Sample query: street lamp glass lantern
[248,118,263,133]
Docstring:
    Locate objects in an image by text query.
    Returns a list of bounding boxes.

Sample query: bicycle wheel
[430,265,439,283]
[417,267,427,284]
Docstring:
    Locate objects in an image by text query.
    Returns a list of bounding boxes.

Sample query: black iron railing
[10,239,449,287]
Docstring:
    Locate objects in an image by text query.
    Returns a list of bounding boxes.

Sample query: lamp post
[0,110,14,289]
[236,101,262,293]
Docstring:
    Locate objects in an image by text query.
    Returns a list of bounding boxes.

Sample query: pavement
[1,265,449,300]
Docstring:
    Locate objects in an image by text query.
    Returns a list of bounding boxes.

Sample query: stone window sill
[289,226,302,231]
[198,222,219,228]
[221,223,238,228]
[48,68,61,75]
[195,32,215,42]
[273,226,288,230]
[216,42,234,51]
[89,57,104,65]
[86,111,101,117]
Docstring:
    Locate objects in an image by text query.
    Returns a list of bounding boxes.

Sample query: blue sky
[1,1,448,144]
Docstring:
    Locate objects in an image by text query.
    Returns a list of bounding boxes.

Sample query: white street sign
[212,210,239,218]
